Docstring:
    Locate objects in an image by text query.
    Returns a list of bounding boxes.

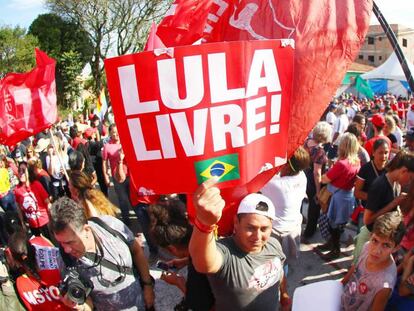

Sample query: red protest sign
[105,40,294,194]
[0,49,57,146]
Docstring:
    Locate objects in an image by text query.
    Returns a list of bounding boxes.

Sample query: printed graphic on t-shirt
[21,192,40,219]
[22,285,60,305]
[248,257,283,291]
[33,245,60,270]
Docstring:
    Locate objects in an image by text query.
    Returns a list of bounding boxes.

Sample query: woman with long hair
[320,133,361,260]
[69,170,118,219]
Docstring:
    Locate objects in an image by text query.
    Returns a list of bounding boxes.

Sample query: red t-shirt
[129,173,159,206]
[72,136,87,150]
[364,135,391,156]
[102,139,128,177]
[16,236,69,311]
[326,159,360,190]
[14,181,49,228]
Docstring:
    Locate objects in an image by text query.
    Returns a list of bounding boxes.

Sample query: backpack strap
[88,217,129,246]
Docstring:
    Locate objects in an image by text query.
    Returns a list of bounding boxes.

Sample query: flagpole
[373,1,414,94]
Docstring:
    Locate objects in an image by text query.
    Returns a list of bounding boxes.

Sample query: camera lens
[68,285,85,303]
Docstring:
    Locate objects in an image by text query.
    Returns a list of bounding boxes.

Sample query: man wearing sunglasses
[190,179,290,311]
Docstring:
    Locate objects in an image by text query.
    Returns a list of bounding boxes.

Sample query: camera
[156,260,177,272]
[59,267,93,305]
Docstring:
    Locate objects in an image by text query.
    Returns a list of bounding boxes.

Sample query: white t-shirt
[407,110,414,130]
[326,111,337,126]
[261,171,307,232]
[333,114,349,144]
[393,127,403,148]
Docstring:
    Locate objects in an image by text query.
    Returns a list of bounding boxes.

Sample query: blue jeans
[113,176,132,226]
[0,191,17,212]
[133,203,158,255]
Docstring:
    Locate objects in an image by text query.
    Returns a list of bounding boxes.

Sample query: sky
[0,0,413,29]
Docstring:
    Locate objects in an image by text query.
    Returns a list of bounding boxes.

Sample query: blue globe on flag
[210,163,225,177]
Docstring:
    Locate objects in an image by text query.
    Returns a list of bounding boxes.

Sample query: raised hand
[193,178,225,226]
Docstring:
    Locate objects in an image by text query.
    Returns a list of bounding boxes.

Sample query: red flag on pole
[144,22,166,51]
[0,49,57,146]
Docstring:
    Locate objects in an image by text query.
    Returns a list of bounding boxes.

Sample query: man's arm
[364,194,407,226]
[131,239,155,308]
[189,178,225,274]
[369,288,392,311]
[341,265,356,285]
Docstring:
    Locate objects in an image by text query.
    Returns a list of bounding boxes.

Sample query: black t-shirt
[387,133,397,145]
[366,174,397,231]
[185,259,215,311]
[357,161,386,206]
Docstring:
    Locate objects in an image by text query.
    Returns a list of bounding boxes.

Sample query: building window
[379,56,382,61]
[403,38,408,47]
[359,55,364,60]
[368,37,375,44]
[368,55,375,62]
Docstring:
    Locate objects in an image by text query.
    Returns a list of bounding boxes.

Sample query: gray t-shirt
[208,236,285,311]
[77,216,143,311]
[341,243,397,311]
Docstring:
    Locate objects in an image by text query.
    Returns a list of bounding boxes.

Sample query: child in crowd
[341,211,405,311]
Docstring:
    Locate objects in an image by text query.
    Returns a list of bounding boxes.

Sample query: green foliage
[59,51,84,108]
[28,13,94,109]
[0,26,38,77]
[28,13,93,67]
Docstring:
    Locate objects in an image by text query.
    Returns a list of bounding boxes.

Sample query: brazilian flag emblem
[194,154,240,184]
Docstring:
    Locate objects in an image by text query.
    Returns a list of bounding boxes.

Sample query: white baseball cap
[237,193,276,220]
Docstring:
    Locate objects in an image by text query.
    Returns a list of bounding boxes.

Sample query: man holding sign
[189,178,289,311]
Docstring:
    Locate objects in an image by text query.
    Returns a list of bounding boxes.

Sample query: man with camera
[50,197,155,311]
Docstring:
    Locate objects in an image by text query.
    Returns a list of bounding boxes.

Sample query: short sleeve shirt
[341,243,396,311]
[208,236,285,311]
[102,140,128,177]
[364,135,392,156]
[366,175,398,231]
[76,216,143,311]
[14,182,49,228]
[357,162,385,206]
[326,159,360,190]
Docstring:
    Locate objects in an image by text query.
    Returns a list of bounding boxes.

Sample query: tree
[0,26,38,78]
[29,13,94,108]
[46,0,171,96]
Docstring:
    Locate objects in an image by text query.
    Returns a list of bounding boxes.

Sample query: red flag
[0,49,57,146]
[157,0,373,235]
[144,23,166,51]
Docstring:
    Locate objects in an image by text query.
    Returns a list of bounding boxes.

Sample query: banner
[156,0,373,235]
[0,49,57,146]
[105,40,294,194]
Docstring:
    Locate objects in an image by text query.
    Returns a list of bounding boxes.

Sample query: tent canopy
[361,52,414,81]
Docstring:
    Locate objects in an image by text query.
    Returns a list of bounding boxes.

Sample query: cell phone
[156,261,176,272]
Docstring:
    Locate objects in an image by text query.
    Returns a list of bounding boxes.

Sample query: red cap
[83,127,97,139]
[371,114,385,127]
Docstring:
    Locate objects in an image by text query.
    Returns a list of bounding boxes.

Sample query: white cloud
[7,0,45,10]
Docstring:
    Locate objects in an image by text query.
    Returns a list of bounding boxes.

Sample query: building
[356,24,414,67]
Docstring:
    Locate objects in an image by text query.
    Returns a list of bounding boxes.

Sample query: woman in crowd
[383,115,400,156]
[345,123,370,166]
[354,139,389,228]
[303,121,332,240]
[0,155,18,212]
[353,150,414,262]
[352,113,367,143]
[27,158,51,197]
[8,230,76,311]
[320,133,360,260]
[261,146,310,265]
[46,138,70,200]
[13,162,51,238]
[69,148,97,186]
[148,196,215,311]
[69,170,118,219]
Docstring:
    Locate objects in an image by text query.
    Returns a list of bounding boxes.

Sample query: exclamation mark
[270,94,281,134]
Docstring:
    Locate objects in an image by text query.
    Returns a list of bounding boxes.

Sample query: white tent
[361,52,414,96]
[361,52,414,81]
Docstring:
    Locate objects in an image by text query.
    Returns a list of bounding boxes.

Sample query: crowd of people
[0,94,413,311]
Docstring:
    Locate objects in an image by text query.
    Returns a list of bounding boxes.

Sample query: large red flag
[0,49,57,146]
[156,0,373,235]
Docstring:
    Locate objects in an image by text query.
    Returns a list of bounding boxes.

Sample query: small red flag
[0,49,57,146]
